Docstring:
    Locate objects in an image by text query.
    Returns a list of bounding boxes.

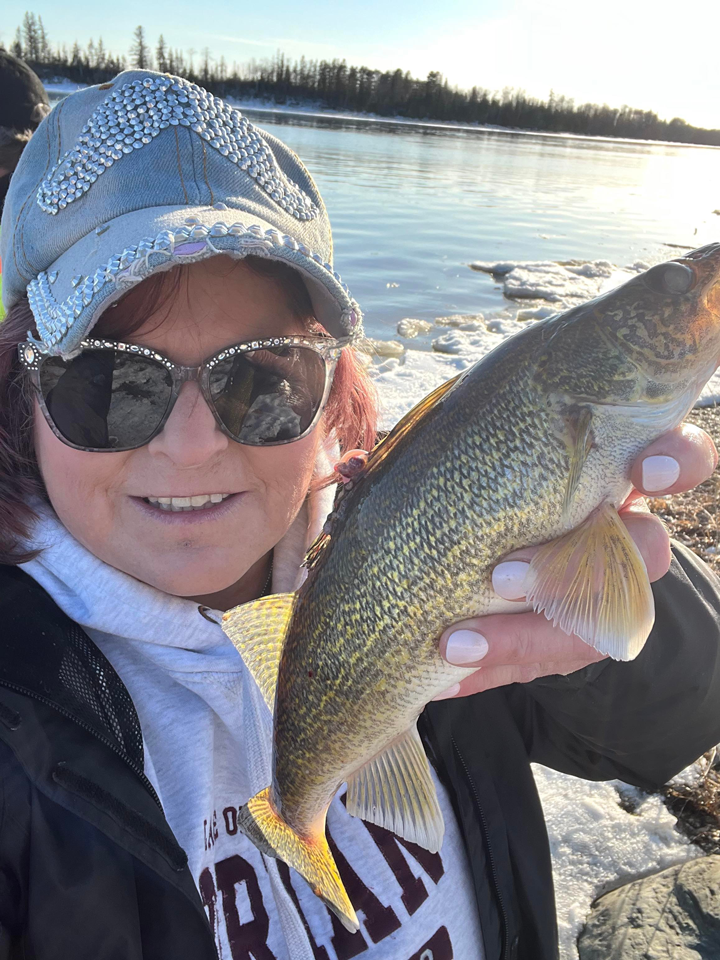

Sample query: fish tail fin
[238,787,359,933]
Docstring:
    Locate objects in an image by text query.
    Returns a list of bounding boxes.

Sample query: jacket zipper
[452,735,510,960]
[0,680,163,809]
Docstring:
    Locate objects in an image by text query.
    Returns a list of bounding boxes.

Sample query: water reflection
[242,108,720,338]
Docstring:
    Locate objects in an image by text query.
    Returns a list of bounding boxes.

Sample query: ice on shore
[470,258,621,304]
[375,256,720,430]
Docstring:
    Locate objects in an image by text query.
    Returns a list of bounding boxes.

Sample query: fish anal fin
[525,502,654,661]
[346,724,444,854]
[222,594,295,709]
[239,787,358,932]
[563,405,594,522]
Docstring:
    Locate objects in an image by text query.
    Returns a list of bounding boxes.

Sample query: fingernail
[492,560,530,600]
[433,682,461,701]
[445,630,489,665]
[642,455,680,492]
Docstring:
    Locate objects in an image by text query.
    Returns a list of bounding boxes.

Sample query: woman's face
[34,256,321,606]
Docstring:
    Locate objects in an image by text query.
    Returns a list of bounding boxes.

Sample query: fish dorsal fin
[346,723,444,854]
[363,373,462,475]
[524,502,654,661]
[563,406,594,522]
[303,528,332,571]
[222,594,296,709]
[303,373,462,573]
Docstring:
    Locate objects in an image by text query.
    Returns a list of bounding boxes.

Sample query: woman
[0,70,719,960]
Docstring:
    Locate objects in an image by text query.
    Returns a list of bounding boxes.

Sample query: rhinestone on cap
[37,76,319,222]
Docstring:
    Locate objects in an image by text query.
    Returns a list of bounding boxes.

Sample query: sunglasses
[19,334,348,452]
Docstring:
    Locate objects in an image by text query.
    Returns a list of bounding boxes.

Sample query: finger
[440,611,607,669]
[632,423,717,496]
[618,509,671,581]
[434,657,600,699]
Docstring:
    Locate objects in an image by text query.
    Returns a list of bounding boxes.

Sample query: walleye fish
[223,243,720,931]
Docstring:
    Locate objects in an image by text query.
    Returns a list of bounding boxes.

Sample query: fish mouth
[667,242,720,335]
[683,242,720,262]
[678,241,720,291]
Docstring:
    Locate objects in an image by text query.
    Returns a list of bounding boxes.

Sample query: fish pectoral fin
[562,406,594,523]
[239,787,358,933]
[221,594,296,709]
[346,723,445,854]
[524,502,655,661]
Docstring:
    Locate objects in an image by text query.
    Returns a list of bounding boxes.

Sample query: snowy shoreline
[44,79,720,151]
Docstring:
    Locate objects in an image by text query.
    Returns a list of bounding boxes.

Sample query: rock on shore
[578,856,720,959]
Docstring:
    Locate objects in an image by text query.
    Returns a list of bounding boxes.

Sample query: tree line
[6,13,720,147]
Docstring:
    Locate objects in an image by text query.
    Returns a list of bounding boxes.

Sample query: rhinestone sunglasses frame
[19,334,350,452]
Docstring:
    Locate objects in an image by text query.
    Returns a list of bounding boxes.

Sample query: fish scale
[223,243,720,932]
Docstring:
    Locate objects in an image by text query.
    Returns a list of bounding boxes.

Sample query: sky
[4,0,720,129]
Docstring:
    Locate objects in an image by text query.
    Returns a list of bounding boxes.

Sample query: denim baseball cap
[1,70,363,356]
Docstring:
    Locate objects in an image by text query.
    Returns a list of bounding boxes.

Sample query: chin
[138,559,251,600]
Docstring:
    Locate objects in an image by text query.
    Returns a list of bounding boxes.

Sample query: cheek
[34,405,131,544]
[247,434,320,518]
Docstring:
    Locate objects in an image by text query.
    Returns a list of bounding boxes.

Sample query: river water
[242,107,720,340]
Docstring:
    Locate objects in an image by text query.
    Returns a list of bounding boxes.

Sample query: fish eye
[644,262,696,295]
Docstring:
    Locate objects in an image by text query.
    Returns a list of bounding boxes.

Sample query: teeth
[145,494,231,512]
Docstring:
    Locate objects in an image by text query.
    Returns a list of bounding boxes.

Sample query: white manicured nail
[445,630,489,665]
[492,560,530,600]
[433,682,461,701]
[642,455,680,492]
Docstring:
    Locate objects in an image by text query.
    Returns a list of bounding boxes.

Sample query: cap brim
[26,204,363,356]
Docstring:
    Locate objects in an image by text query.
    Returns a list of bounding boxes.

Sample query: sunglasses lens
[39,350,173,450]
[208,345,327,444]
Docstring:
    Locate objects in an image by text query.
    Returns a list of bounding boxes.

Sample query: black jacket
[0,545,719,960]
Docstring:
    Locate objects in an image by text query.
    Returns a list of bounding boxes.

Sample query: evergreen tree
[201,47,211,85]
[129,25,150,69]
[22,11,41,61]
[156,34,167,73]
[37,14,50,62]
[96,37,107,69]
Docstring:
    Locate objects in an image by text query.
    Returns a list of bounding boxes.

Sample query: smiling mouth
[142,494,233,512]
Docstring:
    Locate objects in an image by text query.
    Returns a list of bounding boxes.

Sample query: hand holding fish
[438,421,718,697]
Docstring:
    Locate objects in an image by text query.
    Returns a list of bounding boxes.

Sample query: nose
[147,381,229,467]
